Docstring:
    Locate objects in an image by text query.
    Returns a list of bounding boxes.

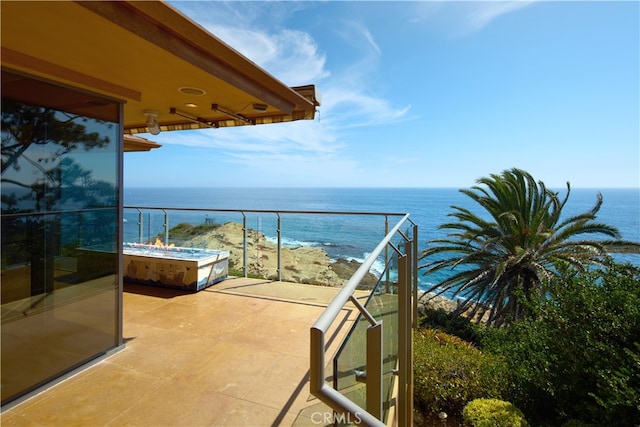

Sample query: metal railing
[123,206,418,425]
[124,206,407,281]
[310,214,417,426]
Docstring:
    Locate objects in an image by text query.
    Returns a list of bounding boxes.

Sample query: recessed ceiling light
[185,103,198,108]
[178,87,206,96]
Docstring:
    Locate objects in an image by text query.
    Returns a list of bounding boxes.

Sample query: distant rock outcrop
[178,222,377,287]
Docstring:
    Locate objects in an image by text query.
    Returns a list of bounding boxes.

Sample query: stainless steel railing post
[136,208,143,243]
[384,216,390,293]
[386,239,411,426]
[309,214,410,427]
[405,239,415,424]
[397,253,411,427]
[162,209,169,245]
[366,322,383,420]
[413,223,419,328]
[277,213,282,281]
[121,205,418,426]
[241,213,248,278]
[348,294,384,421]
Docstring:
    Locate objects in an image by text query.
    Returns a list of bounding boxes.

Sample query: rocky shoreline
[417,291,459,314]
[181,222,378,288]
[178,221,460,314]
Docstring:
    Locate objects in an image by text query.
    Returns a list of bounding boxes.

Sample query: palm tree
[420,168,640,327]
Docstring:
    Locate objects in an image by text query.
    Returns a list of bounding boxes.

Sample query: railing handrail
[124,205,409,218]
[8,204,414,423]
[311,213,409,332]
[123,206,416,285]
[310,214,411,427]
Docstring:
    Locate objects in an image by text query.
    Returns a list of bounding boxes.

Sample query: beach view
[2,1,638,426]
[124,187,640,290]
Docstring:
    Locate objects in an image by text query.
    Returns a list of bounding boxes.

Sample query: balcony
[1,207,417,426]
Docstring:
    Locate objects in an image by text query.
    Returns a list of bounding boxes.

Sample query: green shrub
[480,263,640,426]
[418,307,481,345]
[463,398,528,427]
[414,329,509,417]
[165,222,219,241]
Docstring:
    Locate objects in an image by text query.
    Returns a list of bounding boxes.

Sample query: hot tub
[123,243,229,291]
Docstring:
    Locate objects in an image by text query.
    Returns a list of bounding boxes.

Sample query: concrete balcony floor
[1,278,367,426]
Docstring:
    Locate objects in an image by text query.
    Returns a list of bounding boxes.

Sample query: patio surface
[1,277,368,426]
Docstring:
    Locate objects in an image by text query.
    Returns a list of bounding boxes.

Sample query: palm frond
[419,168,639,327]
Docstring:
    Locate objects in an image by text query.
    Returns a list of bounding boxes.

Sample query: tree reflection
[1,100,114,213]
[1,99,117,296]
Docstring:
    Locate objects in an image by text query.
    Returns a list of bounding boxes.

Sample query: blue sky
[124,1,639,189]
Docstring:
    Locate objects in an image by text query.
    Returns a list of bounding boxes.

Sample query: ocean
[124,187,640,292]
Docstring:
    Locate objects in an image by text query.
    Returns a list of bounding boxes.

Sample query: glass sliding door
[1,70,122,405]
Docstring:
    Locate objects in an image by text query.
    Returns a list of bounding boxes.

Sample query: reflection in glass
[333,251,401,424]
[1,70,121,405]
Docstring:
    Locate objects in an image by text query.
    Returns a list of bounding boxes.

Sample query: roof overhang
[123,135,162,152]
[1,1,319,135]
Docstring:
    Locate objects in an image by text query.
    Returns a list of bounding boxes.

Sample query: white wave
[264,235,320,248]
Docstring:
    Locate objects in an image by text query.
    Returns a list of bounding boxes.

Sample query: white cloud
[410,1,537,37]
[321,86,412,127]
[339,20,381,56]
[318,21,412,128]
[151,119,337,156]
[161,2,412,183]
[207,26,330,86]
[466,1,536,32]
[170,1,328,85]
[360,25,381,56]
